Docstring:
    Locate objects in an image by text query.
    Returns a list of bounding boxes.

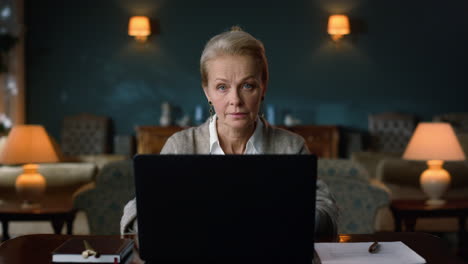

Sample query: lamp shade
[403,122,466,161]
[128,16,151,38]
[0,125,59,164]
[327,15,350,36]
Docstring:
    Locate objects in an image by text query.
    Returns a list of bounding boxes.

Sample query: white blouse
[208,114,263,154]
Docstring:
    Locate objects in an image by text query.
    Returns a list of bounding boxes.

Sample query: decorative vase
[160,102,172,126]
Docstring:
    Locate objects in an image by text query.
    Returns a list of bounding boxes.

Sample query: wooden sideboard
[136,125,339,158]
[279,125,339,158]
[135,126,185,155]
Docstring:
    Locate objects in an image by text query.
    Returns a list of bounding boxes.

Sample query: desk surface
[0,232,465,264]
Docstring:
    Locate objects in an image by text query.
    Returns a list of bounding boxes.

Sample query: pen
[82,240,100,258]
[368,241,380,254]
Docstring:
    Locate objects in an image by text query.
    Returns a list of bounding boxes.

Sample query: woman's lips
[229,112,248,118]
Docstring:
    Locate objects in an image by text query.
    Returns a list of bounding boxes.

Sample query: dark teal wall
[26,0,468,140]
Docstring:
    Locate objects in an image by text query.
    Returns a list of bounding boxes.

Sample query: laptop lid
[134,154,317,264]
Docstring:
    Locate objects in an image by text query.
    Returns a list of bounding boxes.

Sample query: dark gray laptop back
[134,154,317,264]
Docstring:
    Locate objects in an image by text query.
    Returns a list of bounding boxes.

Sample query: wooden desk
[0,233,465,264]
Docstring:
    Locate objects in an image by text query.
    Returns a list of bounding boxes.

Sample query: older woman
[121,27,338,241]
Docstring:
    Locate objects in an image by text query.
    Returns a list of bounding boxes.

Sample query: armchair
[74,160,134,235]
[318,159,390,234]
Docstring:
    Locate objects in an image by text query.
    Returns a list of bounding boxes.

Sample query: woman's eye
[243,83,254,89]
[216,85,227,91]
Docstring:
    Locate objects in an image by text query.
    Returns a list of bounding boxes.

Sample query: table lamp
[403,122,466,205]
[0,125,59,206]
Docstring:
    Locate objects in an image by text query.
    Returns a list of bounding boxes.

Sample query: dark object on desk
[134,154,317,264]
[51,237,133,263]
[368,241,380,253]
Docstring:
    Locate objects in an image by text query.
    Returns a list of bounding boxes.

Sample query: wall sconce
[328,14,350,41]
[128,16,151,42]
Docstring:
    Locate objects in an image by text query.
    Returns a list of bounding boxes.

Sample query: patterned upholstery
[61,114,111,157]
[74,160,134,235]
[368,112,417,153]
[318,159,390,234]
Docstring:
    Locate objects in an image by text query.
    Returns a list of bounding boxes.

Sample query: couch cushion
[0,162,96,188]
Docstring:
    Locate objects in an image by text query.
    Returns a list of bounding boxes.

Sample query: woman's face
[203,54,266,131]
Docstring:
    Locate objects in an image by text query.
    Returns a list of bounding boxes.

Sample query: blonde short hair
[200,26,269,88]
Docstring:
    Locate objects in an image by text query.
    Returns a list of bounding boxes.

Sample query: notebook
[51,237,134,263]
[133,154,317,264]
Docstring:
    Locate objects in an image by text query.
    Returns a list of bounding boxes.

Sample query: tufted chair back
[368,112,416,153]
[61,114,111,157]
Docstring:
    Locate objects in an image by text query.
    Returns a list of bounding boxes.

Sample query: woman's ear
[202,86,211,102]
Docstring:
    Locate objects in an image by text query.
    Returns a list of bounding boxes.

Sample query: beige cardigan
[121,118,338,239]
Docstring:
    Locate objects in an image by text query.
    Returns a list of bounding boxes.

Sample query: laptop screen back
[134,154,317,264]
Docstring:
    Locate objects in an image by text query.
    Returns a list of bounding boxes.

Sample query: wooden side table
[390,199,468,258]
[0,191,78,241]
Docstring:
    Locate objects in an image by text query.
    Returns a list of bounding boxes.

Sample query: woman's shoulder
[161,121,209,154]
[262,120,309,154]
[171,121,208,140]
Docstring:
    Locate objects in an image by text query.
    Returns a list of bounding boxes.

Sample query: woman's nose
[228,89,242,105]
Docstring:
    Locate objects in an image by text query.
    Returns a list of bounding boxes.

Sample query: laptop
[133,154,317,264]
